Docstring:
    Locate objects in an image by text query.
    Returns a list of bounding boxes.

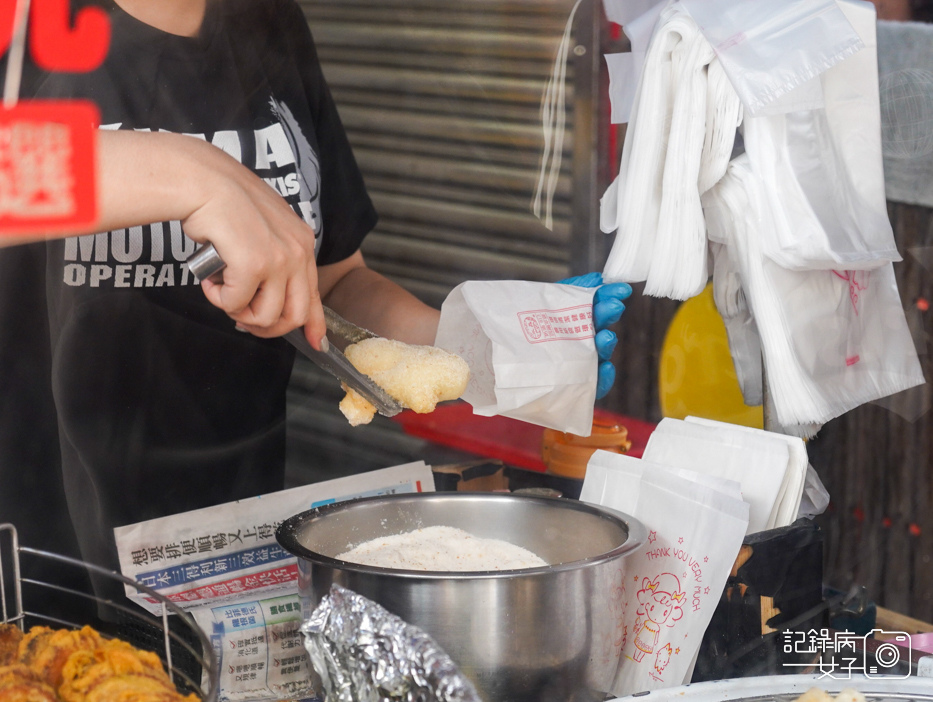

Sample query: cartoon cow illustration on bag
[632,573,685,663]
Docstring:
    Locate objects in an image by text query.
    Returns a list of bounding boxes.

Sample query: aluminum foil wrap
[300,584,482,702]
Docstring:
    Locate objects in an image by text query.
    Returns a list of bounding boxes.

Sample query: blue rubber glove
[558,273,633,399]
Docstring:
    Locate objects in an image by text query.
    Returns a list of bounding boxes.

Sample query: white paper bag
[581,450,744,511]
[435,281,597,435]
[644,417,791,534]
[581,454,749,696]
[684,416,814,525]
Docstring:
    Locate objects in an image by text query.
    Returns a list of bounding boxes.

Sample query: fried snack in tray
[17,628,104,689]
[0,665,58,702]
[339,337,469,426]
[0,625,196,702]
[794,689,866,702]
[0,627,23,666]
[59,640,196,702]
[0,666,45,687]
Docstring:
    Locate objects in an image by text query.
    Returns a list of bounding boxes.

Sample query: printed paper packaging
[114,462,435,702]
[644,417,793,535]
[435,280,598,435]
[580,452,749,696]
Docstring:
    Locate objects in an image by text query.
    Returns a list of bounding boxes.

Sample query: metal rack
[0,523,218,702]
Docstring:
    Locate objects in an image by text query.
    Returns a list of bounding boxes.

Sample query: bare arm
[318,250,441,346]
[4,129,328,349]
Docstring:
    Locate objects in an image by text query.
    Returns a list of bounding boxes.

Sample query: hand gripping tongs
[186,244,403,417]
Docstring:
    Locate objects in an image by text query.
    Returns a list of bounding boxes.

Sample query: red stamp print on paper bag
[0,100,99,235]
[518,304,594,344]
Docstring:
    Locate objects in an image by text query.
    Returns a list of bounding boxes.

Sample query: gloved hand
[558,272,633,399]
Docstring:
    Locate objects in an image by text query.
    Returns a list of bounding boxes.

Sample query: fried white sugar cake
[339,338,469,426]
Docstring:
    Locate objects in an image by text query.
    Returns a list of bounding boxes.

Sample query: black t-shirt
[0,0,376,597]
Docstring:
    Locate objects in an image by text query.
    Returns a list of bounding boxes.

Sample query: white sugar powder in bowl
[336,525,548,571]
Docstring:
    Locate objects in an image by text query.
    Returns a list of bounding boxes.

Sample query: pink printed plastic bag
[740,1,899,271]
[679,0,862,115]
[703,155,925,430]
[435,281,597,435]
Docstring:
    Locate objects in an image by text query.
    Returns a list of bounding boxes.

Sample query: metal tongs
[186,244,403,417]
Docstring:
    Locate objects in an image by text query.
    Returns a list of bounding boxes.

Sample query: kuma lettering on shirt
[62,108,323,291]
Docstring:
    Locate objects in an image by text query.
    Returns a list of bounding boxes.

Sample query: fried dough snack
[59,641,195,702]
[0,625,197,702]
[339,338,469,426]
[0,682,59,702]
[0,664,58,702]
[17,628,104,689]
[0,666,44,687]
[0,627,23,666]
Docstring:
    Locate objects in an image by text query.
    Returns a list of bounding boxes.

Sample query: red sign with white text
[0,100,99,235]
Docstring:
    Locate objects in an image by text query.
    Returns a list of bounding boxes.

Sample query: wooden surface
[876,605,933,634]
[599,201,933,625]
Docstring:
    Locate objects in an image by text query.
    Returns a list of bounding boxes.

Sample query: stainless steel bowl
[276,492,647,702]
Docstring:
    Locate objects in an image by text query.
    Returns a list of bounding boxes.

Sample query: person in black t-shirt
[0,0,442,620]
[0,0,630,623]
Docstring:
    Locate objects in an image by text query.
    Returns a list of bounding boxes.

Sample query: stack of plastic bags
[599,0,925,434]
[600,5,734,300]
[580,416,828,696]
[704,155,923,432]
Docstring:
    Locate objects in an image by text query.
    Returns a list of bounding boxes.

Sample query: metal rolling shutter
[298,0,605,308]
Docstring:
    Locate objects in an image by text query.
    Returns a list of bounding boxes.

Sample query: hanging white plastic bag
[435,281,597,435]
[766,259,923,424]
[601,5,714,300]
[600,4,682,283]
[644,12,714,299]
[702,155,925,430]
[603,0,671,125]
[602,0,666,27]
[709,241,763,406]
[741,0,899,271]
[698,58,744,195]
[679,0,863,115]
